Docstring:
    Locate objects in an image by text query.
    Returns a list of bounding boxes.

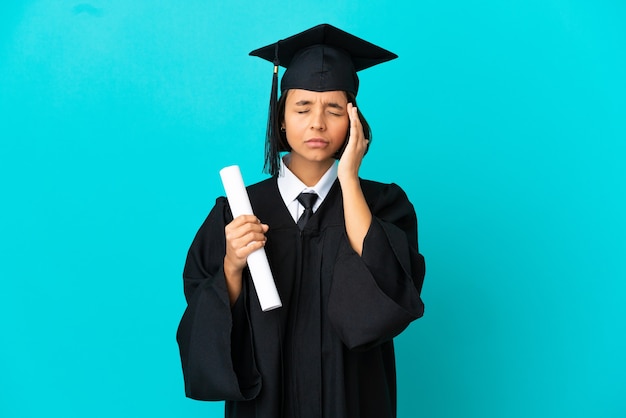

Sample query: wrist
[224,256,243,305]
[224,256,243,280]
[339,175,361,194]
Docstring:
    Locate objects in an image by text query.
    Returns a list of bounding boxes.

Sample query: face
[282,89,349,168]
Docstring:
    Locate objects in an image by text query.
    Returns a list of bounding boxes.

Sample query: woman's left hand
[338,102,368,183]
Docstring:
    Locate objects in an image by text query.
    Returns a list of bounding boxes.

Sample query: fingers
[341,103,368,171]
[347,103,360,135]
[227,214,262,228]
[226,215,268,248]
[225,215,269,270]
[347,103,367,149]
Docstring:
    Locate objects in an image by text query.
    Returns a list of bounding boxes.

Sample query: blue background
[1,1,625,417]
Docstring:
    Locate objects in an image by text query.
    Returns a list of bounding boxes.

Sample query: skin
[223,89,372,305]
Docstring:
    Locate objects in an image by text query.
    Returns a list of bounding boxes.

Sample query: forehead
[286,89,348,104]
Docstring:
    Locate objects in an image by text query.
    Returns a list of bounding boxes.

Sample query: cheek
[283,114,304,133]
[283,121,298,139]
[283,122,302,148]
[331,121,350,151]
[334,118,350,139]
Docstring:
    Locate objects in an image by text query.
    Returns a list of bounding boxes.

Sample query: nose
[310,109,326,131]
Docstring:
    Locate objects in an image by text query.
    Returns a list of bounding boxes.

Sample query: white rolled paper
[219,165,282,311]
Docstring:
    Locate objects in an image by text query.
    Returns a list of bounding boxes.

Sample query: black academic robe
[177,177,425,418]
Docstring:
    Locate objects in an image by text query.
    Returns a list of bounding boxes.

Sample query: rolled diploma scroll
[219,165,282,311]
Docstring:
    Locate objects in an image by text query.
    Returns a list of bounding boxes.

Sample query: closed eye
[327,102,345,116]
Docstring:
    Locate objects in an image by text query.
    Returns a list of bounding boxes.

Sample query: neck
[287,155,334,187]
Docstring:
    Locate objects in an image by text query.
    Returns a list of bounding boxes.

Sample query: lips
[305,138,329,148]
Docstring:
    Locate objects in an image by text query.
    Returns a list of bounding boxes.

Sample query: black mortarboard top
[249,23,398,95]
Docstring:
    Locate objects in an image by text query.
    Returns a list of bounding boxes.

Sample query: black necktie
[297,192,318,231]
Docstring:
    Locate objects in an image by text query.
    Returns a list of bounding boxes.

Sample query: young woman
[177,24,425,418]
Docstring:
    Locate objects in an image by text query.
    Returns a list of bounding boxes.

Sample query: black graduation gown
[176,177,425,418]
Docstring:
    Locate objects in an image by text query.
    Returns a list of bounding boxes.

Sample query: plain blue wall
[1,1,624,417]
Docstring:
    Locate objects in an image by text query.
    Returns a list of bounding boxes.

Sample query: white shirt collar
[277,154,338,212]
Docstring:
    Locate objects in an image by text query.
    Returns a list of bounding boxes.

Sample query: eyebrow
[294,100,345,109]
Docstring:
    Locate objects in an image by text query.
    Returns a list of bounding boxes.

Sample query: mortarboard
[249,23,398,96]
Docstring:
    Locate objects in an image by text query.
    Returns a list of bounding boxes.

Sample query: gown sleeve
[176,197,262,401]
[328,182,425,350]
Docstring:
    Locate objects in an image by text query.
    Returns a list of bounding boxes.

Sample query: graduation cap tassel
[263,43,281,175]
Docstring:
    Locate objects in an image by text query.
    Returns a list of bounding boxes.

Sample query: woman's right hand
[223,215,269,304]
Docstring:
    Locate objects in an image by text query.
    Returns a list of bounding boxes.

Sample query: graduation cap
[249,24,397,175]
[249,23,398,95]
